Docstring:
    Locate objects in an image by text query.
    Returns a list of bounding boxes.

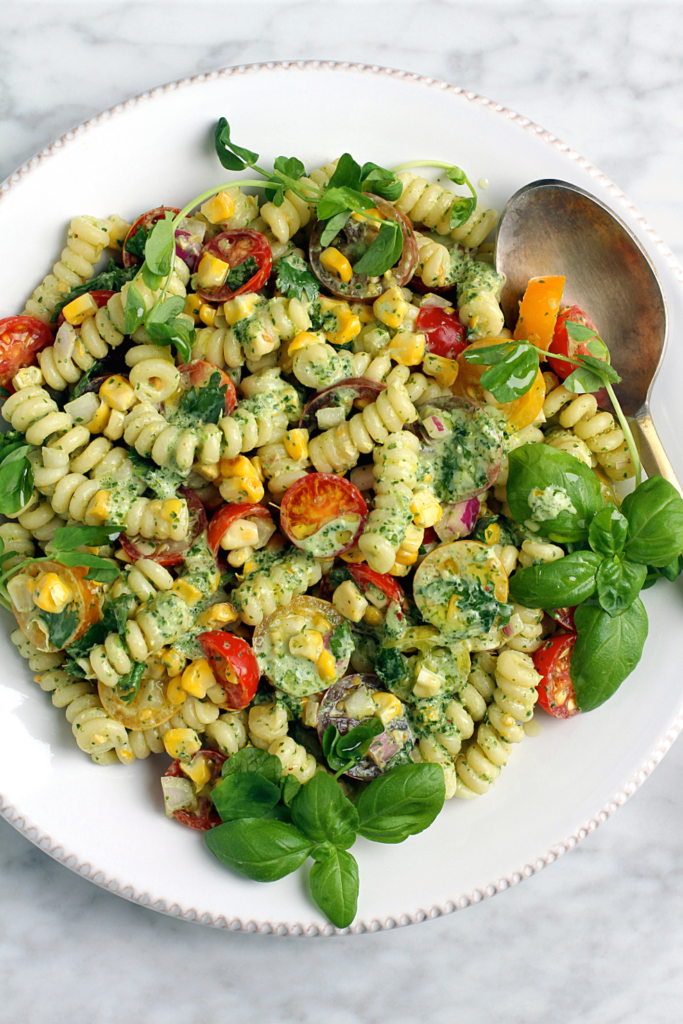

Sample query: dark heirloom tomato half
[164,751,227,830]
[416,305,468,359]
[177,360,237,415]
[198,631,260,711]
[533,633,581,719]
[207,502,274,558]
[120,488,207,567]
[548,305,600,379]
[309,194,418,301]
[122,206,181,269]
[56,290,114,328]
[280,473,367,557]
[0,316,54,388]
[196,229,272,303]
[300,377,385,432]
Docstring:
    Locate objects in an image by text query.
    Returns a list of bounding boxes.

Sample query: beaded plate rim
[1,58,682,938]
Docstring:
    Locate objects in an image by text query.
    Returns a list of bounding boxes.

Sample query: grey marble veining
[2,3,683,1022]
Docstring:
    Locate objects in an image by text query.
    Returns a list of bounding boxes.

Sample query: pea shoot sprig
[389,159,479,230]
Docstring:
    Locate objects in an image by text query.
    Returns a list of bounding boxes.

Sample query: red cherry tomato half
[548,305,600,379]
[119,488,207,567]
[422,527,438,546]
[177,360,237,416]
[280,474,367,558]
[533,633,581,719]
[207,502,274,558]
[164,751,227,830]
[196,229,272,304]
[0,316,54,388]
[348,563,407,610]
[122,206,181,269]
[56,290,114,328]
[198,632,260,711]
[416,305,468,359]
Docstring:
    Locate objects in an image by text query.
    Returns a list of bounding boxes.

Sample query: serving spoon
[495,178,681,492]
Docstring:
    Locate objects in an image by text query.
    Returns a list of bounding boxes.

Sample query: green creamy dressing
[230,545,318,617]
[526,485,577,523]
[257,638,327,697]
[442,245,504,304]
[420,404,506,503]
[298,516,361,558]
[414,561,511,639]
[182,534,219,595]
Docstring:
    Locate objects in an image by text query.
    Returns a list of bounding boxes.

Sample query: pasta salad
[2,119,683,927]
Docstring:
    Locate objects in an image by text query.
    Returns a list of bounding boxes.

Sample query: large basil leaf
[309,847,359,928]
[572,599,649,711]
[355,763,445,844]
[621,476,683,567]
[290,770,359,850]
[507,445,603,542]
[205,818,313,881]
[508,551,602,610]
[211,773,281,822]
[596,557,647,616]
[588,505,628,558]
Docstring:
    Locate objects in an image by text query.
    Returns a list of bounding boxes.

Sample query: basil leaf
[144,214,175,277]
[507,445,603,542]
[116,661,145,704]
[0,444,31,467]
[309,847,359,928]
[596,556,647,616]
[622,476,683,567]
[0,458,33,515]
[221,746,282,785]
[353,221,403,277]
[53,525,121,550]
[280,774,302,808]
[508,550,602,610]
[213,117,258,170]
[211,773,281,822]
[447,166,467,186]
[145,318,194,363]
[318,186,373,222]
[588,505,628,557]
[54,551,121,582]
[320,211,351,247]
[205,818,313,882]
[141,263,164,291]
[572,599,648,711]
[147,295,185,325]
[328,620,353,661]
[290,770,359,849]
[480,343,540,402]
[124,285,146,335]
[449,195,477,230]
[326,153,362,192]
[355,763,445,844]
[39,605,80,650]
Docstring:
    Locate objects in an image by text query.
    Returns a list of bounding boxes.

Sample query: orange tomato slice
[513,275,566,352]
[453,337,546,430]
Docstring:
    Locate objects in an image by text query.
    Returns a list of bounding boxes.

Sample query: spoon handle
[632,408,682,495]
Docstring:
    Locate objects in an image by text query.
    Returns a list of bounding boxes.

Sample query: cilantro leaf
[275,255,320,302]
[129,450,185,499]
[328,620,353,661]
[179,370,227,425]
[226,256,258,291]
[39,606,81,650]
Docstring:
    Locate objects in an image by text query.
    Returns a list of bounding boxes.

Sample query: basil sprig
[322,719,384,778]
[0,435,34,516]
[205,750,444,928]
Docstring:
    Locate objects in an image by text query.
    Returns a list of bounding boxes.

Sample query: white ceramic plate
[1,62,683,937]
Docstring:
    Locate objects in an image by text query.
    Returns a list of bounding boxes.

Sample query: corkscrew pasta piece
[309,382,418,474]
[231,548,323,626]
[169,694,220,732]
[11,499,65,545]
[504,604,546,653]
[38,295,127,390]
[123,401,222,474]
[358,432,423,573]
[467,651,498,703]
[269,735,317,782]
[0,523,35,570]
[223,294,313,363]
[395,172,498,247]
[455,650,540,798]
[205,711,249,757]
[414,231,452,289]
[291,336,369,390]
[258,438,311,497]
[517,539,564,569]
[248,701,289,749]
[543,383,634,480]
[34,668,134,763]
[21,215,115,323]
[218,370,301,460]
[258,175,320,243]
[11,628,64,673]
[2,383,73,445]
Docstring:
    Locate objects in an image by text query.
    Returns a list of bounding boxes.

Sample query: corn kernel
[184,294,203,322]
[219,476,265,503]
[327,306,361,346]
[388,330,426,367]
[423,353,459,388]
[167,675,187,705]
[289,629,324,662]
[352,303,376,324]
[362,605,384,626]
[316,649,337,681]
[310,613,332,633]
[200,191,236,224]
[197,603,238,628]
[197,253,229,291]
[284,429,309,462]
[410,490,443,529]
[161,648,186,677]
[288,331,321,353]
[372,692,403,725]
[223,293,260,325]
[171,579,204,605]
[163,727,201,761]
[181,657,216,698]
[99,374,136,412]
[84,400,110,434]
[373,286,408,329]
[394,548,418,566]
[220,455,257,479]
[181,754,212,789]
[86,490,111,524]
[483,522,501,545]
[199,303,217,327]
[389,561,411,577]
[27,572,72,614]
[250,456,264,482]
[63,293,98,326]
[340,545,366,564]
[159,498,184,523]
[320,247,353,284]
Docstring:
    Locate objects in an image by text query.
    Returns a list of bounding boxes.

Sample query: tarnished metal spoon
[495,178,680,491]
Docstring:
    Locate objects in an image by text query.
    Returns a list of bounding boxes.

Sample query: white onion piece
[64,391,101,425]
[160,776,198,817]
[54,322,77,359]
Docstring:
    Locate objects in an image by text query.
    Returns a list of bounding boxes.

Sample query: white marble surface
[2,2,683,1021]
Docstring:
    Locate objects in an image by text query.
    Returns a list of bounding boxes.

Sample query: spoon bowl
[495,179,680,489]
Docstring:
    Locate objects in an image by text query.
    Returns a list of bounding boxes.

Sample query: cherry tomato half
[348,563,407,610]
[280,473,367,558]
[119,488,207,567]
[56,290,114,328]
[164,751,227,830]
[196,229,272,304]
[416,305,468,359]
[551,607,576,632]
[10,561,102,653]
[453,336,546,431]
[198,631,260,711]
[533,633,581,719]
[548,305,600,379]
[122,207,181,269]
[177,360,237,416]
[0,316,54,388]
[207,502,274,558]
